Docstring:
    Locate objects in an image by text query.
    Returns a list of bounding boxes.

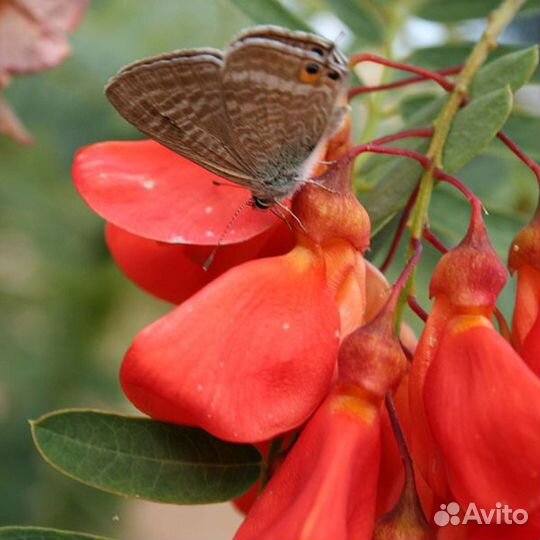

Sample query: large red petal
[120,244,340,442]
[106,222,294,304]
[425,315,540,514]
[234,386,381,540]
[73,141,281,244]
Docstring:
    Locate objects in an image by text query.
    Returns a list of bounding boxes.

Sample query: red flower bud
[429,205,507,308]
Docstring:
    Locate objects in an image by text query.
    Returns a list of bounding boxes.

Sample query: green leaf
[322,0,384,43]
[443,86,513,172]
[405,45,540,83]
[0,528,113,540]
[31,409,263,504]
[416,0,537,22]
[399,93,440,121]
[471,46,539,97]
[228,0,312,31]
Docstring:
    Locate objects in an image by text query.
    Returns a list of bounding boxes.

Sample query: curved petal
[120,243,340,442]
[521,311,540,377]
[511,265,540,353]
[73,141,281,244]
[425,315,540,514]
[106,222,294,304]
[234,386,381,540]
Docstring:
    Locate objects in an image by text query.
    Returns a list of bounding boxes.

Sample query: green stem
[402,0,524,305]
[409,0,525,241]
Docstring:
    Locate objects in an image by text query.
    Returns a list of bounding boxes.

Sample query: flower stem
[408,0,526,242]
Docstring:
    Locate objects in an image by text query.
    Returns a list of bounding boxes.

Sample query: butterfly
[105,25,349,209]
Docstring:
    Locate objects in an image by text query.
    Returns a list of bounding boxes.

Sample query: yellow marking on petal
[330,384,380,424]
[450,314,493,335]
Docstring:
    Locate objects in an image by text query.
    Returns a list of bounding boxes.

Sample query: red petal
[73,141,281,244]
[511,265,540,353]
[120,244,340,442]
[106,222,293,304]
[425,315,540,514]
[409,296,456,501]
[234,386,381,540]
[521,312,540,377]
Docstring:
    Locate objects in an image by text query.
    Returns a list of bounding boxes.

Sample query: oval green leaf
[443,86,513,172]
[322,0,384,44]
[228,0,312,31]
[416,0,537,22]
[405,44,540,83]
[0,528,114,540]
[31,409,263,504]
[471,46,539,97]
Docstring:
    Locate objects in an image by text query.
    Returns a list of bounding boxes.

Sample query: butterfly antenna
[203,201,248,271]
[270,205,293,231]
[273,199,307,234]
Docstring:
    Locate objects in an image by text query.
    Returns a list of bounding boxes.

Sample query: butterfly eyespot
[327,71,340,81]
[311,46,324,56]
[300,62,322,84]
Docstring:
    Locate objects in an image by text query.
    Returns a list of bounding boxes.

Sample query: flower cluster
[73,104,540,540]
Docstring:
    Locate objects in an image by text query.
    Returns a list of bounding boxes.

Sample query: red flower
[509,212,540,376]
[408,204,508,506]
[234,385,382,540]
[425,315,540,523]
[73,119,385,443]
[74,140,293,303]
[234,277,408,540]
[409,203,540,538]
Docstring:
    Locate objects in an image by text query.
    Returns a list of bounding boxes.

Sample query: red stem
[423,227,448,254]
[347,144,432,169]
[433,169,484,216]
[370,128,434,146]
[408,296,428,322]
[349,66,462,99]
[349,53,455,92]
[497,131,540,184]
[381,185,420,273]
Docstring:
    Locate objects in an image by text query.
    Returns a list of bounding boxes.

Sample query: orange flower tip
[508,217,540,274]
[292,184,371,251]
[337,308,407,398]
[429,213,507,307]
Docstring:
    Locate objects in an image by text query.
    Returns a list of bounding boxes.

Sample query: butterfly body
[105,25,349,206]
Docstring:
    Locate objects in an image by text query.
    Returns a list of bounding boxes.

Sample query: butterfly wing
[220,32,349,197]
[105,49,255,186]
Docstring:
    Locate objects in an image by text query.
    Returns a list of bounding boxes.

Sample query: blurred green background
[0,0,538,539]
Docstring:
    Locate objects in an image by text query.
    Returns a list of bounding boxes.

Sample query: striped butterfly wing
[221,32,349,193]
[105,49,256,187]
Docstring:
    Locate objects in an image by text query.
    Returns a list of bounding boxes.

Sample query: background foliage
[0,0,538,539]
